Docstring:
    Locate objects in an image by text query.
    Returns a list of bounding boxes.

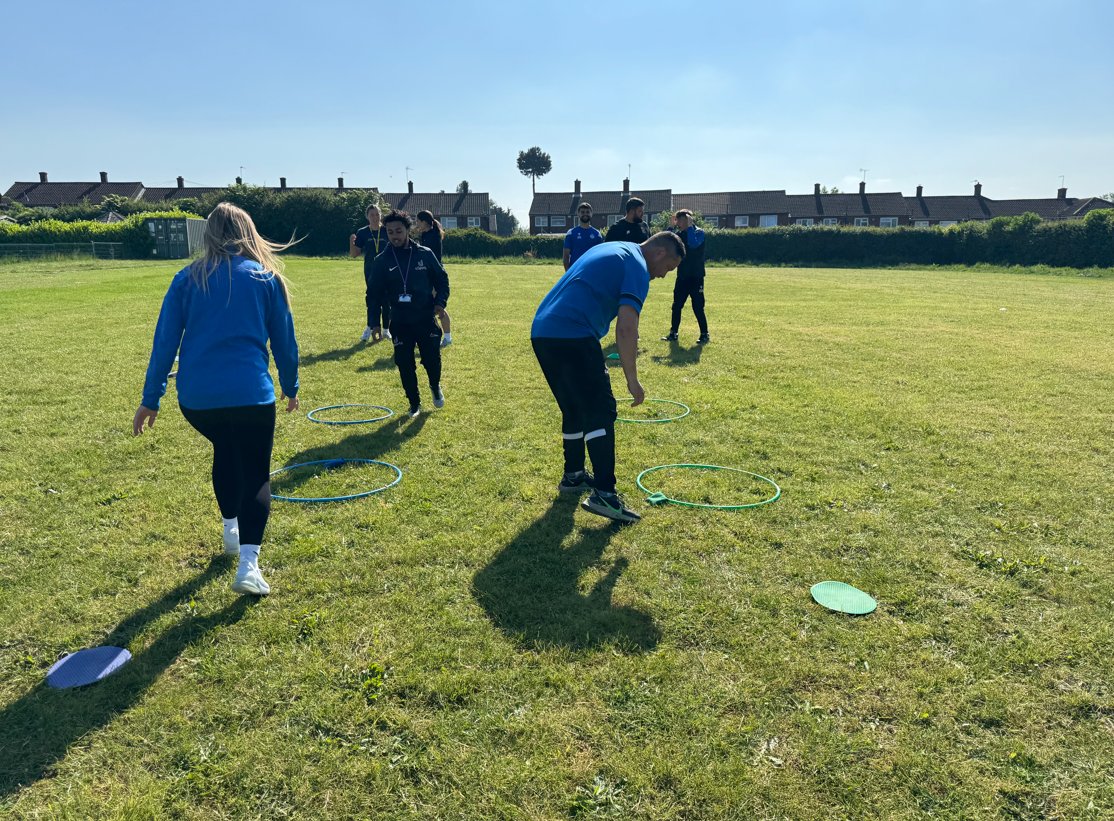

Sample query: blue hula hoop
[636,463,781,510]
[615,397,691,423]
[271,458,402,503]
[307,404,394,425]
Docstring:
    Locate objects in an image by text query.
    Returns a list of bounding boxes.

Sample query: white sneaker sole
[232,566,270,595]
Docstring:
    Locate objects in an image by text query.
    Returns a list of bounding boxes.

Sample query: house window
[442,217,458,229]
[704,216,720,227]
[534,215,548,228]
[879,217,898,228]
[822,218,838,226]
[759,214,778,227]
[914,220,930,228]
[939,220,958,227]
[795,218,814,226]
[467,217,481,228]
[550,215,566,228]
[854,217,870,227]
[734,215,749,228]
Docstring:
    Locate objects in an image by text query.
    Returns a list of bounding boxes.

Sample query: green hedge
[0,211,197,257]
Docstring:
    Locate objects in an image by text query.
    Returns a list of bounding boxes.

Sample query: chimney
[916,185,923,198]
[280,177,287,191]
[337,177,344,189]
[622,177,630,196]
[235,176,243,185]
[1057,186,1067,199]
[858,181,866,195]
[574,179,582,197]
[99,171,108,183]
[408,180,414,194]
[814,183,821,196]
[39,171,48,183]
[176,176,184,189]
[974,182,982,197]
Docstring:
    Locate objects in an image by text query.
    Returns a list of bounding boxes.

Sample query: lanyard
[370,224,382,255]
[390,244,413,295]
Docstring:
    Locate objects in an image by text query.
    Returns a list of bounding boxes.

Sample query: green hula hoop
[307,404,394,425]
[271,458,402,503]
[636,463,781,510]
[615,397,691,424]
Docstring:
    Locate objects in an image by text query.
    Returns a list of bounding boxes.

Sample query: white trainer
[232,560,270,595]
[360,326,372,342]
[222,522,240,555]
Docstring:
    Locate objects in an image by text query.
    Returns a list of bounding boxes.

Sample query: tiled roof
[989,198,1092,220]
[3,181,143,207]
[905,195,993,221]
[530,189,673,215]
[380,191,491,216]
[787,192,907,219]
[142,186,225,201]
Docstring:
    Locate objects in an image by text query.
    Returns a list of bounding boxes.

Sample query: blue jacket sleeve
[267,278,299,399]
[140,274,186,411]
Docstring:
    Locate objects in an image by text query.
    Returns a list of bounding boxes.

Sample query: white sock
[239,544,260,565]
[223,518,239,550]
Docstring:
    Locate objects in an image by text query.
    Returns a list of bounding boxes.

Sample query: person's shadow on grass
[651,338,703,367]
[273,413,427,496]
[299,339,367,366]
[0,556,253,799]
[472,498,660,652]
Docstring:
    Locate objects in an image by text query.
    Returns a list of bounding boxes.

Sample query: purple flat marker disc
[47,646,132,689]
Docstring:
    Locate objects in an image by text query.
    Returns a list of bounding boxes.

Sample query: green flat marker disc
[646,491,669,505]
[607,352,620,360]
[810,581,877,615]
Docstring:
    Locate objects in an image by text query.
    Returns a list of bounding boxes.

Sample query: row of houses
[1,172,498,232]
[528,179,1113,234]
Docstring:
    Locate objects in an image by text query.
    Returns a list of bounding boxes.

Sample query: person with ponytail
[133,202,300,596]
[416,210,452,347]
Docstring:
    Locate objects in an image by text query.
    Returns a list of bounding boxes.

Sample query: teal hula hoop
[307,404,394,425]
[636,463,781,510]
[615,397,691,424]
[271,458,402,503]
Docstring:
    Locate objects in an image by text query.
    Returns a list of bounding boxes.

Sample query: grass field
[1,257,1112,819]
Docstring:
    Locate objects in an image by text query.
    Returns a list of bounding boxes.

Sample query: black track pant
[364,271,391,329]
[532,336,618,493]
[392,320,443,407]
[180,403,276,546]
[670,276,708,335]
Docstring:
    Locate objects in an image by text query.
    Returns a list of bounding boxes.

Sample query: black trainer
[558,470,594,494]
[697,333,711,344]
[661,331,679,341]
[408,404,423,418]
[581,490,641,523]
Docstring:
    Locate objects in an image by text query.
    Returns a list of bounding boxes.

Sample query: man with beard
[562,202,604,271]
[366,210,450,417]
[662,209,710,344]
[605,196,651,243]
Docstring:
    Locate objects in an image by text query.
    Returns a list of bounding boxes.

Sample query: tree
[489,199,519,236]
[516,146,552,194]
[456,180,469,194]
[819,185,841,194]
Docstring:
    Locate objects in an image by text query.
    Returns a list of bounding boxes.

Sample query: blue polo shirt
[563,224,604,265]
[531,242,650,340]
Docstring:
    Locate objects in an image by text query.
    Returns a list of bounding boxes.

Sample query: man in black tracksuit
[366,210,450,416]
[662,209,709,343]
[605,196,651,243]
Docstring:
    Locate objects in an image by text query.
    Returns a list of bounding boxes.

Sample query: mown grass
[0,257,1111,819]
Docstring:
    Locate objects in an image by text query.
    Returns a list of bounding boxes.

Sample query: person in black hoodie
[662,209,709,343]
[416,209,452,347]
[366,210,450,416]
[605,196,651,243]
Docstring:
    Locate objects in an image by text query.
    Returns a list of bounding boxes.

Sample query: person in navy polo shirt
[366,209,450,417]
[350,204,391,342]
[662,209,710,343]
[531,232,684,523]
[562,202,604,271]
[605,196,651,243]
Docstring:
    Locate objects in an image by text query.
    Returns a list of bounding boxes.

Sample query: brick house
[673,190,792,228]
[379,181,494,232]
[786,182,909,227]
[529,179,672,235]
[4,172,144,208]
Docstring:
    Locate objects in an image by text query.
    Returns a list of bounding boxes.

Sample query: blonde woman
[133,202,300,595]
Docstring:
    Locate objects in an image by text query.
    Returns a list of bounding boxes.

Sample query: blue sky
[4,0,1112,224]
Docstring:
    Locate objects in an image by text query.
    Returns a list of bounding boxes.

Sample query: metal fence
[0,242,125,260]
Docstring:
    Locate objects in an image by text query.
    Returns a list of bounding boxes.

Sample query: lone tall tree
[516,146,552,194]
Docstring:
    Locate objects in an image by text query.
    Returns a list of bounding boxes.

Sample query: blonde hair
[189,202,297,305]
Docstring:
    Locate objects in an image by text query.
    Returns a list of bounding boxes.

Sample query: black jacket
[367,241,449,327]
[672,226,706,278]
[605,218,650,243]
[420,228,443,262]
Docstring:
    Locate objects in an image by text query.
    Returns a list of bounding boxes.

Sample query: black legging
[180,403,276,546]
[670,276,708,335]
[532,336,618,492]
[390,320,443,407]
